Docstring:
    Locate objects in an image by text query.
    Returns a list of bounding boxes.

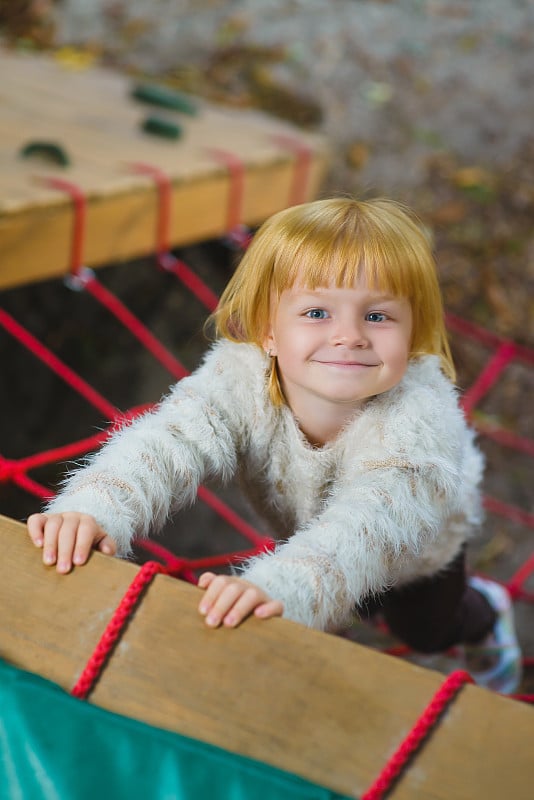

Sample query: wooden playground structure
[0,46,327,290]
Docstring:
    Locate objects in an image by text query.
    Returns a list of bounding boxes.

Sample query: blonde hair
[210,197,454,404]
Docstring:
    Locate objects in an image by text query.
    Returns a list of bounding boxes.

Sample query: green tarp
[0,658,352,800]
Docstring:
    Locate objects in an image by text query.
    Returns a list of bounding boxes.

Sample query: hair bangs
[270,221,419,301]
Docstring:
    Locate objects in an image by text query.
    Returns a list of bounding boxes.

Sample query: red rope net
[0,166,532,701]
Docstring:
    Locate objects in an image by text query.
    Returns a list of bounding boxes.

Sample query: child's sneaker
[462,575,522,694]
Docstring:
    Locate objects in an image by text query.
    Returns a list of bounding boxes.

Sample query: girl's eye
[305,308,329,319]
[366,311,387,323]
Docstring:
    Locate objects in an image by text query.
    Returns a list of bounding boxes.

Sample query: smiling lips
[314,359,379,368]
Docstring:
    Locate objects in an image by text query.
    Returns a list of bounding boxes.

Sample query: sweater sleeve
[240,463,457,630]
[45,341,262,556]
[240,362,481,631]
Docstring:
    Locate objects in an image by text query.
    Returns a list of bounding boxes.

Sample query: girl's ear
[262,325,277,357]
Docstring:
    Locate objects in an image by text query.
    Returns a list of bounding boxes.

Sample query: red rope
[129,162,221,309]
[38,176,87,275]
[507,552,534,603]
[270,133,313,206]
[204,147,253,250]
[483,495,534,530]
[205,148,245,232]
[0,307,118,419]
[473,417,534,458]
[0,299,269,555]
[83,272,190,380]
[13,471,53,500]
[461,341,517,416]
[129,162,174,256]
[446,312,534,366]
[196,485,272,549]
[158,253,220,311]
[71,560,166,699]
[362,670,473,800]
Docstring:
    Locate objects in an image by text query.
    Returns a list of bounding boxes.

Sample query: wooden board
[0,48,329,290]
[1,513,532,799]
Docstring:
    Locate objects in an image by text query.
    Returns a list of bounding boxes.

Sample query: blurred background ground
[0,1,532,690]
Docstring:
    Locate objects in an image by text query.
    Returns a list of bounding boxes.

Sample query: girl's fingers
[198,574,279,628]
[27,512,114,573]
[27,513,47,547]
[254,600,284,619]
[222,588,269,627]
[40,514,64,566]
[55,517,81,573]
[95,534,117,556]
[203,580,245,627]
[198,574,230,616]
[71,517,106,566]
[197,572,216,590]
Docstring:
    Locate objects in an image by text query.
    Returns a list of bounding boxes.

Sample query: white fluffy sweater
[47,339,484,631]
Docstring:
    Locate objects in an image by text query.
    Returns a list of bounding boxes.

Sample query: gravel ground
[1,0,532,691]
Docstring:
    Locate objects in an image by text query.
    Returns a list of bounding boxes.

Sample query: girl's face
[263,274,413,419]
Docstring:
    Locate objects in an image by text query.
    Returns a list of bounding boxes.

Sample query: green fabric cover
[0,658,352,800]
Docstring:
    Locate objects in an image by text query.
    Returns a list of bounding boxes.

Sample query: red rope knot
[157,251,180,273]
[0,458,17,482]
[224,224,253,250]
[64,265,95,291]
[133,538,198,583]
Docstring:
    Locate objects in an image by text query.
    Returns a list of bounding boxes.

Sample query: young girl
[27,198,521,693]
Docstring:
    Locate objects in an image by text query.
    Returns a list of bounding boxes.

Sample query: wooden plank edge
[0,153,329,291]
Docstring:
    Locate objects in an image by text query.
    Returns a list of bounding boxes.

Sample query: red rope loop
[128,161,221,309]
[129,161,173,256]
[362,670,473,800]
[40,176,87,277]
[270,133,313,206]
[204,147,246,233]
[71,560,167,700]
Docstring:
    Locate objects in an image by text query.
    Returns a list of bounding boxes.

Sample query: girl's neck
[287,396,365,447]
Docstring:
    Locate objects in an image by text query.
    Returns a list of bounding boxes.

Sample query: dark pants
[357,549,496,654]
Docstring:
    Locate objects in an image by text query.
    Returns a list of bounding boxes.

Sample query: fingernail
[43,552,55,565]
[206,614,218,627]
[57,561,69,573]
[224,614,236,627]
[199,604,207,615]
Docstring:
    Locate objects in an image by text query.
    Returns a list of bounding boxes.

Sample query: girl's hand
[26,512,117,574]
[197,572,283,628]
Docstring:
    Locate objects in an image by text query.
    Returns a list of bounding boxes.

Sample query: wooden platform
[0,47,329,291]
[1,514,532,799]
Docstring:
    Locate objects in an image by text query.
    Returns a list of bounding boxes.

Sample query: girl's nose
[331,320,368,348]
